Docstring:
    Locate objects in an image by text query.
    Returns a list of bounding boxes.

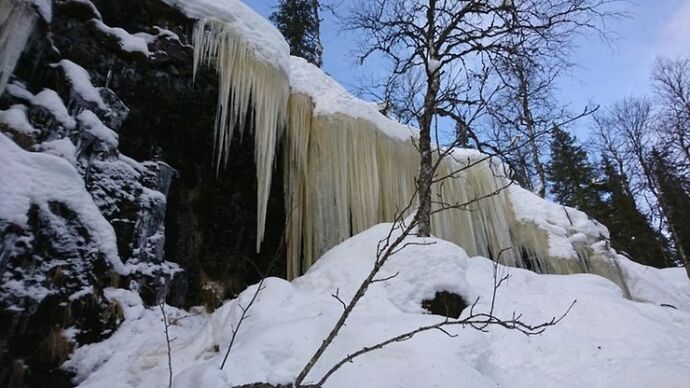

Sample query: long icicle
[192,18,289,252]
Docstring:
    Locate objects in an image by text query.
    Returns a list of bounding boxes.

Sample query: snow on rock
[615,252,690,310]
[161,0,289,73]
[0,132,126,273]
[65,288,206,386]
[77,110,119,148]
[509,185,608,260]
[37,137,78,165]
[32,88,77,129]
[67,224,690,388]
[91,19,152,56]
[289,56,416,141]
[54,59,107,110]
[0,104,37,134]
[4,80,34,101]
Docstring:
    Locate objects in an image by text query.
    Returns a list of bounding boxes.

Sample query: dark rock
[1,0,289,385]
[421,291,468,319]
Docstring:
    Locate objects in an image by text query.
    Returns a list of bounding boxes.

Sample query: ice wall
[287,57,515,276]
[286,57,629,294]
[0,0,41,95]
[176,2,629,291]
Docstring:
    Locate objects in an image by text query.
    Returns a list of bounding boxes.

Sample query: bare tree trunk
[416,87,438,237]
[517,61,546,197]
[415,0,439,237]
[660,199,690,278]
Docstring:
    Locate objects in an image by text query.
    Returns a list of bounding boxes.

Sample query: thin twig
[159,303,173,388]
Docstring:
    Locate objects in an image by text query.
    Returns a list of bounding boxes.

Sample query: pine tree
[547,127,603,215]
[270,0,323,67]
[650,149,690,277]
[599,158,669,268]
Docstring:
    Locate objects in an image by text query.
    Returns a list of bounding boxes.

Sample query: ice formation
[287,58,502,272]
[171,2,630,289]
[0,0,41,95]
[284,57,629,292]
[186,0,290,251]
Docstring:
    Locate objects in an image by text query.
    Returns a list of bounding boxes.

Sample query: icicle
[508,218,631,296]
[429,154,519,264]
[284,93,313,279]
[0,0,38,96]
[283,96,523,278]
[192,18,289,252]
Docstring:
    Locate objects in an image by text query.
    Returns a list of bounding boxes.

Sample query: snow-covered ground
[66,223,690,388]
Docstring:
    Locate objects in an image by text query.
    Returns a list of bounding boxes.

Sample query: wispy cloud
[657,0,690,58]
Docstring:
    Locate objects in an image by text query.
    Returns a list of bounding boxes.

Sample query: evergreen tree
[270,0,323,67]
[547,127,603,215]
[599,158,669,268]
[650,149,690,277]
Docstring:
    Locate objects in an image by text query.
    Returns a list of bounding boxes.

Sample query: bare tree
[592,97,690,268]
[347,0,615,236]
[595,98,657,200]
[486,34,602,198]
[652,57,690,170]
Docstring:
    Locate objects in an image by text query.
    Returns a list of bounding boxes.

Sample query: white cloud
[658,0,690,58]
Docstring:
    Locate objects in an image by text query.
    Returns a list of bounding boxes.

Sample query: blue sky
[246,0,690,137]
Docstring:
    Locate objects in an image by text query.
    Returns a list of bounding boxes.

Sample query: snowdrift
[66,224,690,387]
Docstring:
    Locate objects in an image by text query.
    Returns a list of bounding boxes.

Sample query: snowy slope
[66,224,690,388]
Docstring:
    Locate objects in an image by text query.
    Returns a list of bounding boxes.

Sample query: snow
[289,56,416,141]
[5,81,34,101]
[77,110,119,148]
[91,19,152,56]
[509,185,606,259]
[0,132,126,273]
[428,58,442,73]
[0,104,37,134]
[65,288,206,386]
[161,0,289,73]
[152,26,181,43]
[53,59,107,110]
[66,224,690,388]
[37,138,78,165]
[69,286,94,302]
[615,253,690,310]
[32,88,77,129]
[1,278,53,303]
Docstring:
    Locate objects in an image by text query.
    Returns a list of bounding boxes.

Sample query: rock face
[0,0,286,386]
